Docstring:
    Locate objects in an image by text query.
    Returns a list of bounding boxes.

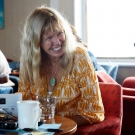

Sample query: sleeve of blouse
[76,51,105,124]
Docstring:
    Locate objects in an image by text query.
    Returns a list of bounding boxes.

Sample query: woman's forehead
[43,27,63,35]
[44,31,55,36]
[42,29,62,38]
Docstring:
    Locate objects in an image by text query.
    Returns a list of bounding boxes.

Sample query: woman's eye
[42,37,51,43]
[58,31,64,36]
[45,37,52,41]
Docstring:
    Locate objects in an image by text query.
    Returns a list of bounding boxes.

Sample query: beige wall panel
[0,0,50,61]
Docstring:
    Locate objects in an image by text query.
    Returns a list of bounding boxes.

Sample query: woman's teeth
[53,46,61,51]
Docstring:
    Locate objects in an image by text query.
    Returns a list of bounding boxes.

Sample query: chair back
[76,82,123,135]
[96,71,117,83]
[99,82,122,118]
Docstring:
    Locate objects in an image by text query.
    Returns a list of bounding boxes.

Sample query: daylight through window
[86,0,135,58]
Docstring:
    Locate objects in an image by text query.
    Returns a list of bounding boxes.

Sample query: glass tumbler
[37,96,56,120]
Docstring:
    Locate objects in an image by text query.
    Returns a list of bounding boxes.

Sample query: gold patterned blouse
[18,47,105,124]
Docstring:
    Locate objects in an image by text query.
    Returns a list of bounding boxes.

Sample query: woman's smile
[52,46,61,51]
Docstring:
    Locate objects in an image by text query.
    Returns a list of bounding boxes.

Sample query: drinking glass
[36,96,56,120]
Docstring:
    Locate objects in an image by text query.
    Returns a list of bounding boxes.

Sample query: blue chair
[9,75,19,93]
[0,86,13,94]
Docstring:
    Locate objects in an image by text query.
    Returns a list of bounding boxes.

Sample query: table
[45,115,77,135]
[2,115,77,135]
[10,71,19,76]
[0,80,15,87]
[0,80,15,94]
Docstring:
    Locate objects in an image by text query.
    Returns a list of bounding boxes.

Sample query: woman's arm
[69,115,89,127]
[72,48,105,124]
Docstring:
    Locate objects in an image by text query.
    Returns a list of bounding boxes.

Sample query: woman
[18,5,104,126]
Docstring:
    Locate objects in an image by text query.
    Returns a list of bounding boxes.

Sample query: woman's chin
[51,50,64,58]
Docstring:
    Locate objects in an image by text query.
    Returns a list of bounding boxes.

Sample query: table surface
[0,79,15,86]
[45,115,77,135]
[3,115,77,135]
[10,71,19,76]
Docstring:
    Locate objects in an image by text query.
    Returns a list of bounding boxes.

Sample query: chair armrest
[123,95,135,101]
[123,87,135,96]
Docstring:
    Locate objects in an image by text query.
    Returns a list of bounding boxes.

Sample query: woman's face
[41,30,65,59]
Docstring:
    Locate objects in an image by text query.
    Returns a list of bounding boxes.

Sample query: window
[86,0,135,58]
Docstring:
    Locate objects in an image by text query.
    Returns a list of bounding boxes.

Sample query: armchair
[75,82,123,135]
[96,70,135,135]
[122,76,135,89]
[96,70,135,96]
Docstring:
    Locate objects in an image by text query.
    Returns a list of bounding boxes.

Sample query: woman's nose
[52,35,60,45]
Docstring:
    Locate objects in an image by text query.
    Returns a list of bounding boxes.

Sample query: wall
[0,0,74,62]
[50,0,74,25]
[0,0,50,61]
[99,61,135,85]
[116,65,135,85]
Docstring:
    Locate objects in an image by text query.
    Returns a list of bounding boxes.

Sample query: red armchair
[96,71,135,135]
[122,77,135,89]
[75,82,123,135]
[96,71,135,96]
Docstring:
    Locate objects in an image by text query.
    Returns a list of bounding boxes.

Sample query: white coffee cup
[17,100,42,130]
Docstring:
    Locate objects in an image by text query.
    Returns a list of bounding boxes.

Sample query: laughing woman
[18,5,104,127]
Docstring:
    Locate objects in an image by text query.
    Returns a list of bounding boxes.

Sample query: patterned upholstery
[75,82,123,135]
[96,71,135,135]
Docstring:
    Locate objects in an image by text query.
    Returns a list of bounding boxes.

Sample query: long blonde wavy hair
[20,5,78,86]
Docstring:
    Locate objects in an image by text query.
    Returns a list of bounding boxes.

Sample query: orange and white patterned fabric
[18,47,104,124]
